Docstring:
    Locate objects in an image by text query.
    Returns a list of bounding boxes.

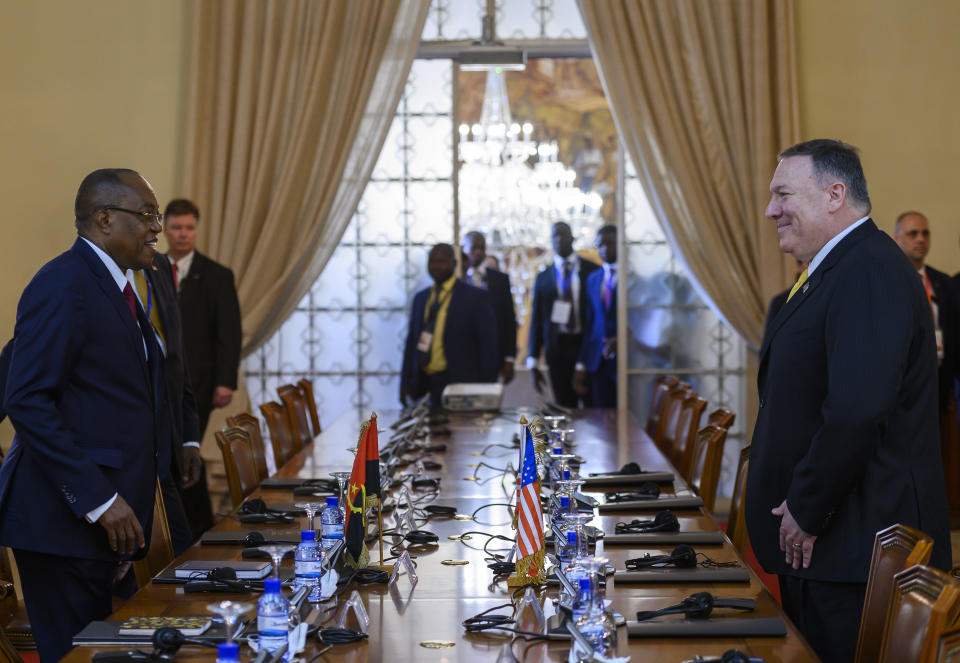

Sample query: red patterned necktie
[172,263,179,290]
[122,282,137,320]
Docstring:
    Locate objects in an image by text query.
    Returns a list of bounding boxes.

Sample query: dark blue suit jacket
[481,268,517,365]
[747,220,951,581]
[577,267,616,372]
[528,257,600,362]
[0,238,164,560]
[400,280,499,399]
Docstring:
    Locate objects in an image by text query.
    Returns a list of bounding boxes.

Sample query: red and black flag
[344,412,381,568]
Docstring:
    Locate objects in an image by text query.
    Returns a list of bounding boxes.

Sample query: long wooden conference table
[64,407,819,662]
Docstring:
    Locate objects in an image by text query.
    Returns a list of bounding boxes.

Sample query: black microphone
[635,592,755,621]
[625,544,696,569]
[615,510,679,534]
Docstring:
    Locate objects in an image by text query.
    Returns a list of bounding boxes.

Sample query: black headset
[721,650,753,663]
[614,510,680,534]
[606,482,662,502]
[625,544,696,570]
[183,567,253,594]
[241,531,267,547]
[236,499,293,524]
[635,592,755,621]
[152,627,218,654]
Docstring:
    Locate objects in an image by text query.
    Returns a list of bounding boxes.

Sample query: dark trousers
[548,333,591,408]
[779,574,866,663]
[423,370,450,408]
[160,473,195,556]
[14,549,117,663]
[178,467,215,540]
[590,357,617,408]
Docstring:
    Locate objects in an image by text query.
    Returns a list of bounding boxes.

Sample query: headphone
[183,567,252,594]
[241,531,267,547]
[615,510,680,534]
[635,592,755,621]
[237,499,293,524]
[625,544,696,570]
[720,650,753,663]
[606,482,661,502]
[152,627,218,654]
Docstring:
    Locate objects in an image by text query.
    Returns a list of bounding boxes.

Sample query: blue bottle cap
[559,496,569,507]
[553,446,562,454]
[263,577,282,593]
[563,469,571,480]
[579,577,591,591]
[567,531,577,544]
[217,642,239,660]
[326,496,339,507]
[301,530,316,541]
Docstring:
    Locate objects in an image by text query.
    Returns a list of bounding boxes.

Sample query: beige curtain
[578,0,799,349]
[182,0,430,355]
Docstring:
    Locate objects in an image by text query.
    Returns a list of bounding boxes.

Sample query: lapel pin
[802,283,809,294]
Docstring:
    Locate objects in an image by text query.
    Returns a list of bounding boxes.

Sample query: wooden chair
[877,564,960,663]
[0,624,22,663]
[687,425,727,514]
[216,427,261,509]
[934,625,960,662]
[726,444,750,554]
[260,400,302,468]
[645,375,678,437]
[227,412,269,481]
[707,407,736,430]
[855,524,934,663]
[654,382,691,453]
[277,384,313,450]
[670,395,707,478]
[296,378,322,436]
[133,480,175,588]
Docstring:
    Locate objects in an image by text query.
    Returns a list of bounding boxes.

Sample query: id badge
[417,331,433,353]
[550,300,572,325]
[936,328,944,361]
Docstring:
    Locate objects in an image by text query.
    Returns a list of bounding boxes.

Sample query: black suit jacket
[145,254,201,480]
[528,257,600,363]
[477,268,517,365]
[925,265,960,406]
[177,251,241,428]
[400,280,499,399]
[747,220,951,582]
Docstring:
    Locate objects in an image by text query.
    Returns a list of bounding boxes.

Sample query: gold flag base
[368,563,395,573]
[507,549,546,587]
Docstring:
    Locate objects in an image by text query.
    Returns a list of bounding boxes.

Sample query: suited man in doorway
[527,221,600,407]
[461,230,517,384]
[573,225,618,407]
[0,169,165,661]
[747,140,950,663]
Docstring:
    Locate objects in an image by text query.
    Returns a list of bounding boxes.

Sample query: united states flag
[515,425,544,561]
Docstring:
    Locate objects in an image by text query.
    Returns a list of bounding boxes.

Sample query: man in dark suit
[894,210,960,526]
[400,243,498,408]
[573,225,617,407]
[0,169,166,661]
[747,140,950,663]
[762,258,808,333]
[462,230,517,384]
[126,254,203,554]
[527,221,600,407]
[163,198,242,436]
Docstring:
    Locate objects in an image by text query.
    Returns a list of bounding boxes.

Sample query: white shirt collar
[807,216,870,276]
[554,253,579,271]
[602,262,616,278]
[466,264,486,280]
[80,237,128,291]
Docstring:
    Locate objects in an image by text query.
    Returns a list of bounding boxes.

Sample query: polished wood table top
[64,408,819,662]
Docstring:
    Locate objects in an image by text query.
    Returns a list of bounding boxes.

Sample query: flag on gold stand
[508,416,546,586]
[344,412,381,569]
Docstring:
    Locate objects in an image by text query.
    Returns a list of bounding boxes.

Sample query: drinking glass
[256,544,294,579]
[206,600,253,644]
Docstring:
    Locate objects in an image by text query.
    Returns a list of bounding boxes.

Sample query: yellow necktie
[786,268,809,302]
[133,270,166,347]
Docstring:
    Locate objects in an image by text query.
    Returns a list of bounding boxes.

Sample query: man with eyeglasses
[0,169,167,661]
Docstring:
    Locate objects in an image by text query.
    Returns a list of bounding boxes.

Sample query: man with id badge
[400,243,499,408]
[527,221,600,407]
[894,211,960,525]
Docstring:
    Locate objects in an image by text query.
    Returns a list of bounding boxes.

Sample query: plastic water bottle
[320,496,345,550]
[293,530,323,602]
[257,577,290,657]
[572,577,606,649]
[215,642,239,663]
[557,530,577,571]
[549,446,564,485]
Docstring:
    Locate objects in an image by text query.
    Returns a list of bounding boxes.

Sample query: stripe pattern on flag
[515,425,544,559]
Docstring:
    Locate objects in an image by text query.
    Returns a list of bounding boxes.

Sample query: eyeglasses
[99,206,163,226]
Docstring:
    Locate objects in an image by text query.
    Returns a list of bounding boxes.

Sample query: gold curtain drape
[578,0,799,349]
[182,0,430,355]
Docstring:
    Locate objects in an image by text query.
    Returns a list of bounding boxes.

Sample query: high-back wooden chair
[296,378,322,436]
[277,384,313,450]
[216,427,261,509]
[687,425,727,514]
[934,625,960,662]
[855,524,935,663]
[726,444,750,553]
[646,375,678,437]
[670,395,707,477]
[133,480,175,588]
[707,408,736,430]
[654,382,691,453]
[878,564,960,663]
[227,412,269,481]
[260,400,302,468]
[0,624,22,663]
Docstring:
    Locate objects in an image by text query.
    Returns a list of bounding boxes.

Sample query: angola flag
[344,412,381,568]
